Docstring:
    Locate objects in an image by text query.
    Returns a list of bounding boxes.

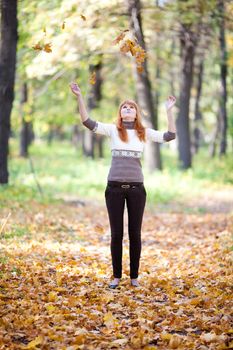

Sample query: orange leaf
[112,30,129,45]
[32,42,43,51]
[43,43,52,53]
[136,65,144,73]
[120,42,130,54]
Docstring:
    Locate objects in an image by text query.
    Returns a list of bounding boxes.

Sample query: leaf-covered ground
[0,196,232,350]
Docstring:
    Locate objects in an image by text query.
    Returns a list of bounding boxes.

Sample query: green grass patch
[0,224,31,240]
[1,138,231,207]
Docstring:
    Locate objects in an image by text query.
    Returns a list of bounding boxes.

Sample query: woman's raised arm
[69,82,113,136]
[69,82,89,123]
[165,95,176,133]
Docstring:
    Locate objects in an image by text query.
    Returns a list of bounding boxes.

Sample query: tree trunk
[153,8,163,169]
[95,134,104,158]
[170,38,176,98]
[217,0,228,156]
[209,107,221,158]
[176,23,196,169]
[71,124,81,150]
[47,124,54,146]
[19,82,34,157]
[127,0,162,171]
[82,56,103,158]
[0,0,18,184]
[193,59,204,154]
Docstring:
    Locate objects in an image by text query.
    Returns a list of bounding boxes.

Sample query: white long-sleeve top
[83,118,176,182]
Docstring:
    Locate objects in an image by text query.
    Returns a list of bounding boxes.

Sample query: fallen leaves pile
[0,198,232,349]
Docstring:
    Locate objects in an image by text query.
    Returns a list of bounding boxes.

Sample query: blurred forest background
[0,2,233,349]
[0,0,233,207]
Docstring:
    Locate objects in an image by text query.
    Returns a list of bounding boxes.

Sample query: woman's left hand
[165,95,176,111]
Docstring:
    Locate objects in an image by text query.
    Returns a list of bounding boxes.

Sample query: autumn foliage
[0,200,232,349]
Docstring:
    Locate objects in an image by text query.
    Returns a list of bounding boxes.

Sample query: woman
[69,82,176,288]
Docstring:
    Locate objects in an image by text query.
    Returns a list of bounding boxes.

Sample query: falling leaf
[112,29,129,45]
[32,42,43,51]
[80,14,86,21]
[44,42,52,53]
[118,38,146,73]
[62,21,66,30]
[136,65,144,74]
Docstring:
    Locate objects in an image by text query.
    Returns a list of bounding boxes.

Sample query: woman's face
[120,103,137,121]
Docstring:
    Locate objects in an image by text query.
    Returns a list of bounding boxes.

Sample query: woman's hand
[165,95,176,111]
[69,82,82,97]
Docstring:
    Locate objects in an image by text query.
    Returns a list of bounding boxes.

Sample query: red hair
[115,99,146,142]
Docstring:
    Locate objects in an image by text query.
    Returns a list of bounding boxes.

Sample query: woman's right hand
[69,82,82,97]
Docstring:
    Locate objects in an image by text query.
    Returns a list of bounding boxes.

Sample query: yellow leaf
[101,293,115,303]
[190,287,202,296]
[46,304,56,314]
[0,293,7,299]
[56,271,63,286]
[48,291,57,302]
[80,247,87,253]
[228,55,233,67]
[21,336,43,349]
[89,72,96,85]
[103,311,118,328]
[160,332,172,341]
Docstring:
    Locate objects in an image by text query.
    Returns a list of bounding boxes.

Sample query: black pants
[105,181,147,279]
